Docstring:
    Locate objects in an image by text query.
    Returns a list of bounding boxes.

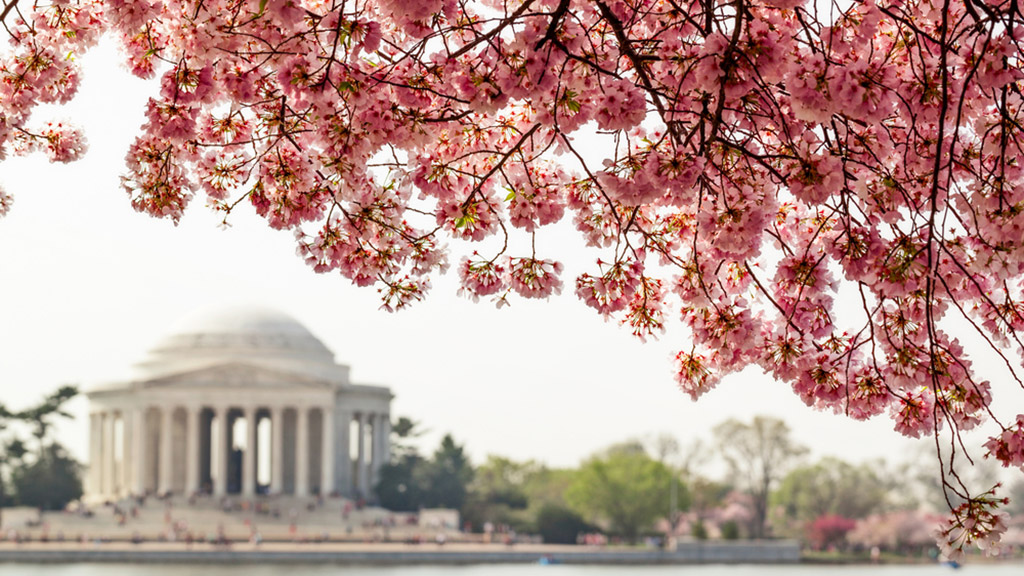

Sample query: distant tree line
[375,417,691,544]
[0,385,83,519]
[376,415,1024,552]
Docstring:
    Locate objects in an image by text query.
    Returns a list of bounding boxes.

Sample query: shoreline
[0,541,801,565]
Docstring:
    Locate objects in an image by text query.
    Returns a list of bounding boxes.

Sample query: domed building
[85,307,392,501]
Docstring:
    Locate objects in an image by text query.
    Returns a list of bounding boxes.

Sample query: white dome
[132,306,348,383]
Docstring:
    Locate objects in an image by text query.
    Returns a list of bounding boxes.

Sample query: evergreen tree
[375,428,474,514]
[422,434,473,510]
[11,443,83,511]
[0,385,83,512]
[376,454,427,512]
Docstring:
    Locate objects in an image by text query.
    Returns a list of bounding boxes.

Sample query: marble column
[103,412,116,496]
[335,411,352,497]
[369,413,381,488]
[356,412,368,498]
[131,408,146,494]
[270,407,284,494]
[199,410,211,492]
[382,415,392,465]
[320,408,335,495]
[213,406,229,496]
[371,413,390,487]
[242,406,257,496]
[368,409,385,485]
[295,406,309,497]
[120,412,132,492]
[158,407,174,494]
[88,413,101,496]
[185,406,200,495]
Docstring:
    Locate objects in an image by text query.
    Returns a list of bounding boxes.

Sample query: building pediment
[140,361,332,389]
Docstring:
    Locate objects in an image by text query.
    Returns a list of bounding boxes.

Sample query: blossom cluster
[1,1,103,164]
[984,415,1024,470]
[936,488,1010,562]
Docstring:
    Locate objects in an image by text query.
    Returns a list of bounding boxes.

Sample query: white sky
[3,38,1019,483]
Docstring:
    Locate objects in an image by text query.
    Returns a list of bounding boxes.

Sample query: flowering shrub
[805,515,857,551]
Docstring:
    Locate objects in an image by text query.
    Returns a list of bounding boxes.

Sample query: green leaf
[562,89,581,113]
[505,190,516,202]
[258,0,268,15]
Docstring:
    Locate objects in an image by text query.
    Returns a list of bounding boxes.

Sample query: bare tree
[713,416,807,539]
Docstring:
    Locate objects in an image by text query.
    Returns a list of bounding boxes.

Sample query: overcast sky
[4,39,1017,481]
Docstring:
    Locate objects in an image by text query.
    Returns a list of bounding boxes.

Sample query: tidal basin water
[4,564,1023,576]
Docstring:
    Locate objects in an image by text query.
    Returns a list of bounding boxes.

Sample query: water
[1,564,1022,576]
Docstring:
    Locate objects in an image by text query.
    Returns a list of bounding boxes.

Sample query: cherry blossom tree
[847,510,942,554]
[3,0,1024,551]
[804,514,856,551]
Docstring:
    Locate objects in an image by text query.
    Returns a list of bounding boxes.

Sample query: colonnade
[87,404,390,499]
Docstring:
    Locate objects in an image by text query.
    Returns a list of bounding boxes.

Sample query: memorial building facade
[85,308,392,500]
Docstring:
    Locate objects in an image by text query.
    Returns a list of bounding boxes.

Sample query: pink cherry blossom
[984,415,1024,470]
[0,185,11,217]
[458,255,507,301]
[507,256,563,299]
